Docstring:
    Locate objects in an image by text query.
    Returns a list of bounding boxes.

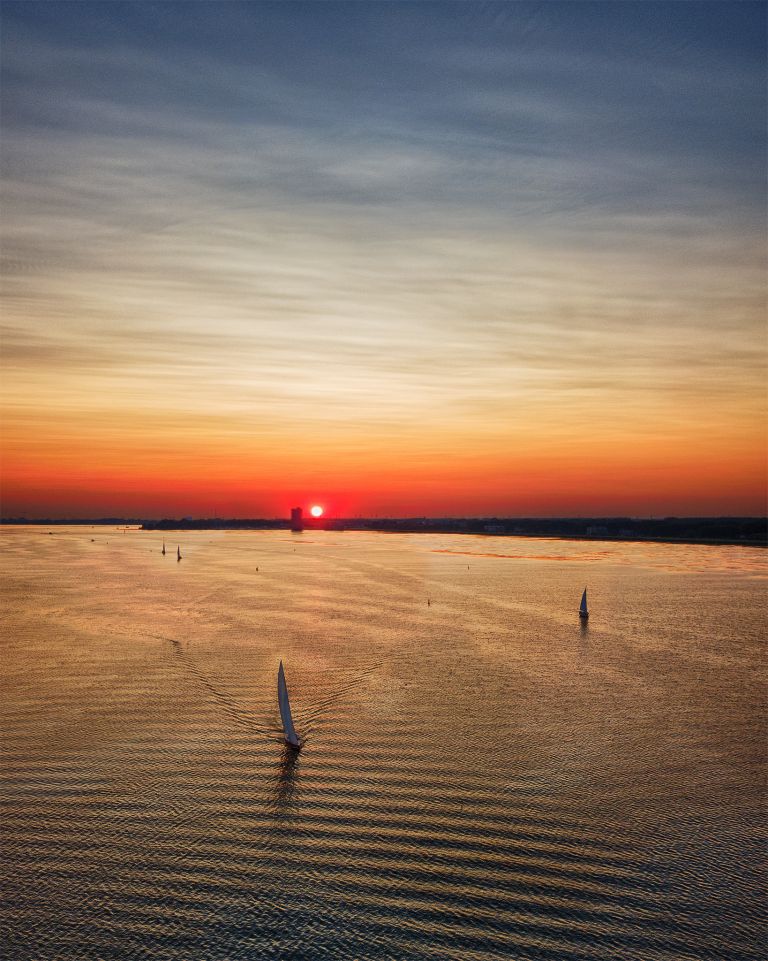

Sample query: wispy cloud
[1,1,765,514]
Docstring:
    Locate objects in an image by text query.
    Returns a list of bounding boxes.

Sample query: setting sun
[310,505,323,518]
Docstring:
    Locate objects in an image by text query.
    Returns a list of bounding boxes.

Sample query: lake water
[1,527,765,960]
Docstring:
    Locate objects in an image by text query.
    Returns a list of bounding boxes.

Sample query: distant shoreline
[2,517,765,548]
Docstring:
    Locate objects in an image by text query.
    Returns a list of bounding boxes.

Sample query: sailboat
[177,545,182,562]
[579,588,589,620]
[162,541,166,556]
[278,661,301,749]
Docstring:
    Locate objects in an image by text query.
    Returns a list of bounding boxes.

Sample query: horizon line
[2,514,766,523]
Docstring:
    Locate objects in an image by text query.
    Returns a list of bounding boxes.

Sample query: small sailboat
[579,588,589,620]
[162,541,166,556]
[177,545,182,562]
[278,661,301,749]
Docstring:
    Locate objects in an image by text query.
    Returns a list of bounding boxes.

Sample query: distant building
[290,507,303,532]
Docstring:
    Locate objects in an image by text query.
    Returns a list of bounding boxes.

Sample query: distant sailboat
[579,588,589,620]
[278,661,301,749]
[177,545,182,562]
[162,541,166,556]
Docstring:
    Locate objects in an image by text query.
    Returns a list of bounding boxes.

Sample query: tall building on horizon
[290,507,303,533]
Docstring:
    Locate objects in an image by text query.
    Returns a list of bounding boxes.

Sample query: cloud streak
[1,1,765,515]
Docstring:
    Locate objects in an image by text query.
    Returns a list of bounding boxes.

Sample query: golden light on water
[1,527,765,960]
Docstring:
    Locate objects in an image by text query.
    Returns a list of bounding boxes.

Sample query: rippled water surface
[2,527,766,960]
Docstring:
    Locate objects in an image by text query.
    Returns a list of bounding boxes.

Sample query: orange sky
[1,4,766,518]
[2,406,765,517]
[2,227,765,517]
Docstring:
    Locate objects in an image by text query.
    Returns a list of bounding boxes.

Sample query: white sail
[278,661,300,747]
[580,588,588,617]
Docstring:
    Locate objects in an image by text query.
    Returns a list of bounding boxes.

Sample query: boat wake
[301,661,384,723]
[155,634,276,738]
[152,633,383,745]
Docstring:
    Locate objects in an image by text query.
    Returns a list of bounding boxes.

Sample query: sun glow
[310,505,323,518]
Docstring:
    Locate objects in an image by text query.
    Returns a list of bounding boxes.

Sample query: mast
[278,661,300,748]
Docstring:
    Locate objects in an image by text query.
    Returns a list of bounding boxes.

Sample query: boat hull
[579,612,589,620]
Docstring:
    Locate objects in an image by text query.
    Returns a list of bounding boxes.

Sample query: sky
[1,1,765,518]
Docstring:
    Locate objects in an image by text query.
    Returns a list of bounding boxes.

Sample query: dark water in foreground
[1,528,765,960]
